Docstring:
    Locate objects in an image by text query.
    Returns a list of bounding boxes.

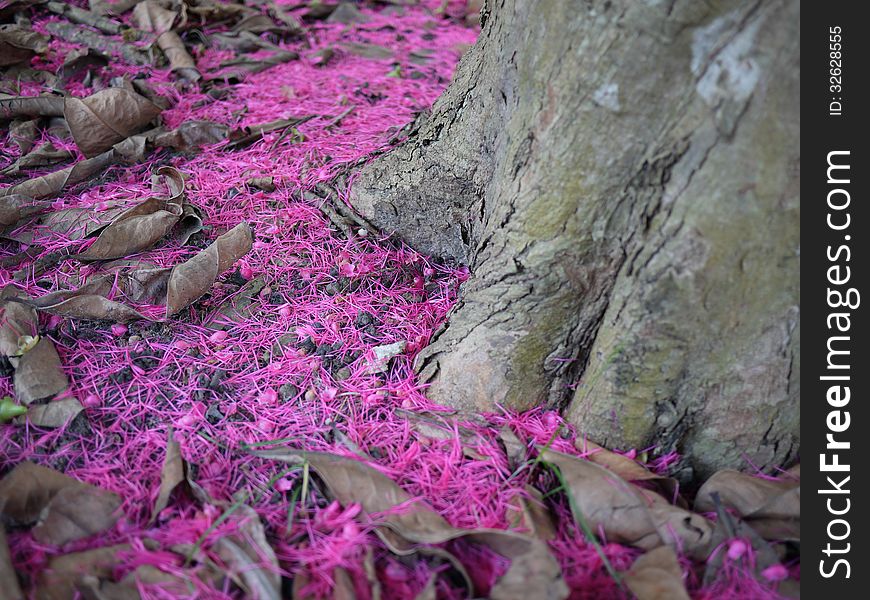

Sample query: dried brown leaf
[33,484,122,546]
[35,544,131,600]
[214,504,281,600]
[13,337,69,405]
[64,88,160,157]
[254,449,568,600]
[0,24,49,67]
[151,429,184,522]
[622,546,690,600]
[506,485,556,541]
[539,448,714,557]
[0,144,124,201]
[8,119,39,154]
[341,42,393,59]
[58,48,109,86]
[165,221,252,315]
[21,222,250,321]
[695,468,799,541]
[156,31,201,81]
[131,0,177,34]
[152,120,229,152]
[0,95,65,120]
[0,461,120,547]
[1,142,74,176]
[75,166,187,260]
[327,3,369,24]
[18,397,84,428]
[0,529,24,600]
[575,438,681,504]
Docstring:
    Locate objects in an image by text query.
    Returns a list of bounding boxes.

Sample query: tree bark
[349,0,799,476]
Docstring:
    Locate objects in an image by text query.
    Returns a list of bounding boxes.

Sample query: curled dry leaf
[75,166,188,261]
[506,485,556,541]
[0,193,46,228]
[8,119,39,154]
[58,48,109,86]
[575,438,681,504]
[0,462,121,546]
[0,138,136,201]
[16,397,84,428]
[327,3,369,24]
[0,95,65,120]
[157,31,202,81]
[45,20,152,66]
[0,529,24,600]
[35,544,131,600]
[538,448,714,558]
[214,504,281,600]
[0,288,68,404]
[64,88,161,157]
[0,24,49,67]
[45,1,128,36]
[151,120,230,152]
[151,428,184,522]
[254,449,569,600]
[131,0,178,34]
[1,142,74,176]
[622,546,690,600]
[695,467,799,541]
[22,222,253,321]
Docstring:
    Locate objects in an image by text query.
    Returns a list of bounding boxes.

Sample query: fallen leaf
[17,397,84,428]
[22,222,253,321]
[622,546,690,600]
[0,141,131,201]
[64,88,160,157]
[341,42,393,60]
[0,529,24,600]
[214,504,281,600]
[74,166,187,261]
[695,468,799,541]
[0,288,69,405]
[152,120,229,152]
[575,438,681,504]
[0,396,27,422]
[35,544,131,600]
[0,95,65,120]
[58,48,109,86]
[32,484,122,546]
[13,337,70,405]
[8,118,39,154]
[254,449,568,600]
[327,3,369,24]
[0,24,49,67]
[0,462,121,546]
[131,0,177,34]
[205,276,266,330]
[538,448,714,557]
[151,429,184,522]
[156,31,202,81]
[1,142,74,176]
[506,486,556,541]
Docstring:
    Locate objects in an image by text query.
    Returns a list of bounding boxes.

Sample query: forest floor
[1,1,797,599]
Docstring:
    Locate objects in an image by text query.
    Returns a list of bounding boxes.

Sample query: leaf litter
[0,1,797,598]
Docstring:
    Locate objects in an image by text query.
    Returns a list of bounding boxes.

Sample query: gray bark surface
[349,0,799,476]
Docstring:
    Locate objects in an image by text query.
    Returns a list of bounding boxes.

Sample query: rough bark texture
[349,0,799,476]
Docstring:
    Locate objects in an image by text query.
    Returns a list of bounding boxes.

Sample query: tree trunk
[348,0,799,477]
